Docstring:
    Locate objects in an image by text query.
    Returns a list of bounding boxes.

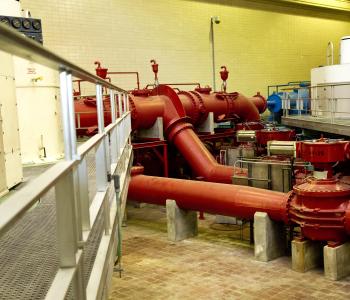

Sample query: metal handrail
[0,112,130,238]
[0,23,126,93]
[0,160,76,236]
[0,22,133,299]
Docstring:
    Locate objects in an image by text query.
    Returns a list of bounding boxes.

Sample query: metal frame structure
[132,140,169,177]
[281,82,350,136]
[0,23,132,299]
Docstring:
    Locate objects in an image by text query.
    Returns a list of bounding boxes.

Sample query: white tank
[311,64,350,119]
[340,36,350,64]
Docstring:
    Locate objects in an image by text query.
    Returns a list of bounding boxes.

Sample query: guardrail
[281,82,350,125]
[0,23,132,299]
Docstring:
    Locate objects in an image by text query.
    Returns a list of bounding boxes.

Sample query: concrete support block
[166,199,198,242]
[215,215,238,225]
[127,200,146,208]
[254,212,285,262]
[138,117,164,139]
[324,242,350,280]
[197,112,215,134]
[291,239,323,272]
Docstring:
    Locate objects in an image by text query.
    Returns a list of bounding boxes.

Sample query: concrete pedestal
[254,212,285,262]
[166,199,198,242]
[215,215,239,225]
[324,242,350,280]
[138,117,164,139]
[197,112,215,134]
[131,202,146,208]
[292,239,323,272]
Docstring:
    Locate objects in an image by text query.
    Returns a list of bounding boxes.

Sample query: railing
[232,158,310,192]
[281,82,350,125]
[0,23,132,299]
[74,92,129,133]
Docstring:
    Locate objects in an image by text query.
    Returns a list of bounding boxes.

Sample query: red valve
[220,66,229,93]
[150,59,159,85]
[94,61,108,79]
[150,59,158,74]
[220,66,229,81]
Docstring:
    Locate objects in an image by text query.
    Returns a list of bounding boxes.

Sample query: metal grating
[0,187,59,299]
[65,205,105,300]
[0,153,105,299]
[87,148,97,205]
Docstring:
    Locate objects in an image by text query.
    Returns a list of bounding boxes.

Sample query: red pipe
[129,167,288,223]
[75,85,264,181]
[249,92,267,114]
[148,85,246,183]
[129,167,350,242]
[129,87,264,130]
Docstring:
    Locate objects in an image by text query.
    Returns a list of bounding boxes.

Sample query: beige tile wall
[21,0,350,96]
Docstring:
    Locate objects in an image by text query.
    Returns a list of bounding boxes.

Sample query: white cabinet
[14,57,64,164]
[0,51,23,196]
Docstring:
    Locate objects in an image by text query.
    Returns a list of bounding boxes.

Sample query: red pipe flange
[300,138,348,163]
[289,178,350,242]
[256,128,295,145]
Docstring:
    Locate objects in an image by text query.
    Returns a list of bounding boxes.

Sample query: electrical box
[0,0,65,164]
[0,50,23,196]
[0,15,43,44]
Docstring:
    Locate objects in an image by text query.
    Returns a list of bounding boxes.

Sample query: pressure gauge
[32,20,41,30]
[0,17,10,26]
[22,19,31,29]
[12,18,21,28]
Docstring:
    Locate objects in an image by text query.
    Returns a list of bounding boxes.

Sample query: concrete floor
[109,205,350,300]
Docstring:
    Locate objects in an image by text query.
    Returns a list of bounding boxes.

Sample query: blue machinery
[267,81,310,122]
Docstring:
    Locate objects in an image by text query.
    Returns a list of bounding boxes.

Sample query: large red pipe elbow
[249,92,267,114]
[151,85,245,183]
[128,169,288,223]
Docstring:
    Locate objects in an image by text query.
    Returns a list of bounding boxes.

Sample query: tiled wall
[21,0,350,96]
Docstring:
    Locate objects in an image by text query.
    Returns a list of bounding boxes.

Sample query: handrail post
[78,157,90,231]
[55,170,78,267]
[59,71,73,160]
[95,83,109,187]
[96,84,105,134]
[125,93,129,112]
[117,93,122,118]
[110,90,116,123]
[66,73,78,159]
[123,93,127,115]
[95,84,110,235]
[110,126,118,164]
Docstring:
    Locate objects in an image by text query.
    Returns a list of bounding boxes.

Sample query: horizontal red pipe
[128,171,288,223]
[130,89,264,130]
